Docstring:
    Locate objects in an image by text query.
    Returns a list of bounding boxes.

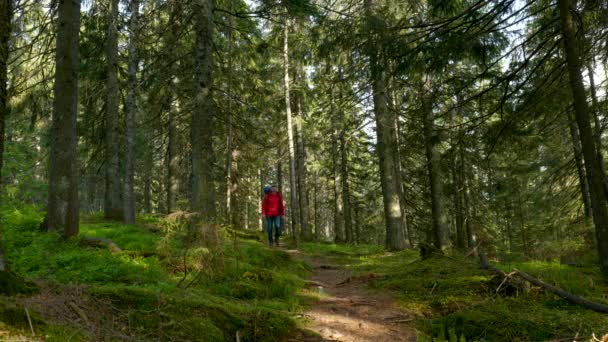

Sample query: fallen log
[512,268,608,314]
[81,237,122,253]
[479,252,527,293]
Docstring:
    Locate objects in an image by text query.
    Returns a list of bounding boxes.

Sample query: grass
[0,205,313,341]
[301,242,608,341]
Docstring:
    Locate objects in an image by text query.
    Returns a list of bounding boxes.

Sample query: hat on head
[263,184,271,193]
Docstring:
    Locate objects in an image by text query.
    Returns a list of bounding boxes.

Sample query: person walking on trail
[262,184,285,247]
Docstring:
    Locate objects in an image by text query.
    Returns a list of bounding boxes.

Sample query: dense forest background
[1,0,608,289]
[2,0,608,340]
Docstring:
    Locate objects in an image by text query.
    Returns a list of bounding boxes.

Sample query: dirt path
[288,251,416,342]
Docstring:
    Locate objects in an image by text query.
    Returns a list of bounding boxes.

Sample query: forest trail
[287,250,416,342]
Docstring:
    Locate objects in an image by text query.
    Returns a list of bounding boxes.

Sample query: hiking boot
[275,239,280,247]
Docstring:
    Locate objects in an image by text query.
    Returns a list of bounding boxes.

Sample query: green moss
[43,325,89,342]
[303,242,608,341]
[0,206,310,341]
[0,271,37,296]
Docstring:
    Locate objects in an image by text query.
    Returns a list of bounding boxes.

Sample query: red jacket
[262,192,285,217]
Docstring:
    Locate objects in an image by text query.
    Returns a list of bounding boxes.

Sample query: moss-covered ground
[0,206,313,341]
[299,243,608,341]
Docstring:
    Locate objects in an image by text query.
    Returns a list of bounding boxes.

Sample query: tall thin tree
[363,0,406,251]
[283,18,300,246]
[124,0,139,224]
[191,0,216,219]
[47,0,81,237]
[105,0,123,220]
[0,0,12,269]
[558,0,608,274]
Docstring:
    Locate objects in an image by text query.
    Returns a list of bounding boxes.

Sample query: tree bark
[283,18,299,247]
[191,0,216,220]
[559,0,608,275]
[364,0,406,251]
[105,0,123,221]
[47,0,81,237]
[295,93,311,240]
[277,147,285,233]
[124,0,139,224]
[225,6,235,225]
[143,134,153,214]
[313,171,321,241]
[390,78,411,248]
[422,81,449,250]
[461,145,475,249]
[330,83,345,243]
[258,168,264,232]
[0,0,11,270]
[166,86,178,213]
[568,111,593,219]
[340,118,353,244]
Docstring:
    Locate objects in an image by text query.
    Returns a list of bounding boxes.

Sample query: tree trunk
[283,18,299,247]
[461,145,475,249]
[559,0,608,275]
[314,171,321,241]
[340,122,353,243]
[354,201,361,244]
[364,0,406,251]
[422,81,449,250]
[453,161,466,250]
[47,0,81,237]
[166,86,178,213]
[124,0,139,224]
[143,134,153,214]
[229,149,240,228]
[390,79,411,248]
[295,94,311,240]
[225,7,235,225]
[586,63,608,195]
[105,0,123,221]
[568,111,593,219]
[258,168,264,232]
[0,0,11,270]
[277,147,285,233]
[191,0,216,220]
[330,82,345,243]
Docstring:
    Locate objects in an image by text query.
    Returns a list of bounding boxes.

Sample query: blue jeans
[266,216,281,244]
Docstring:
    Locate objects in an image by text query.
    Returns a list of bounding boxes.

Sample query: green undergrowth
[0,205,312,341]
[301,242,608,341]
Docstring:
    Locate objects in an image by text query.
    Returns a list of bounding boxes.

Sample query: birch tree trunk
[283,18,299,246]
[47,0,81,237]
[191,0,216,220]
[0,0,11,270]
[124,0,139,224]
[105,0,123,220]
[558,0,608,275]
